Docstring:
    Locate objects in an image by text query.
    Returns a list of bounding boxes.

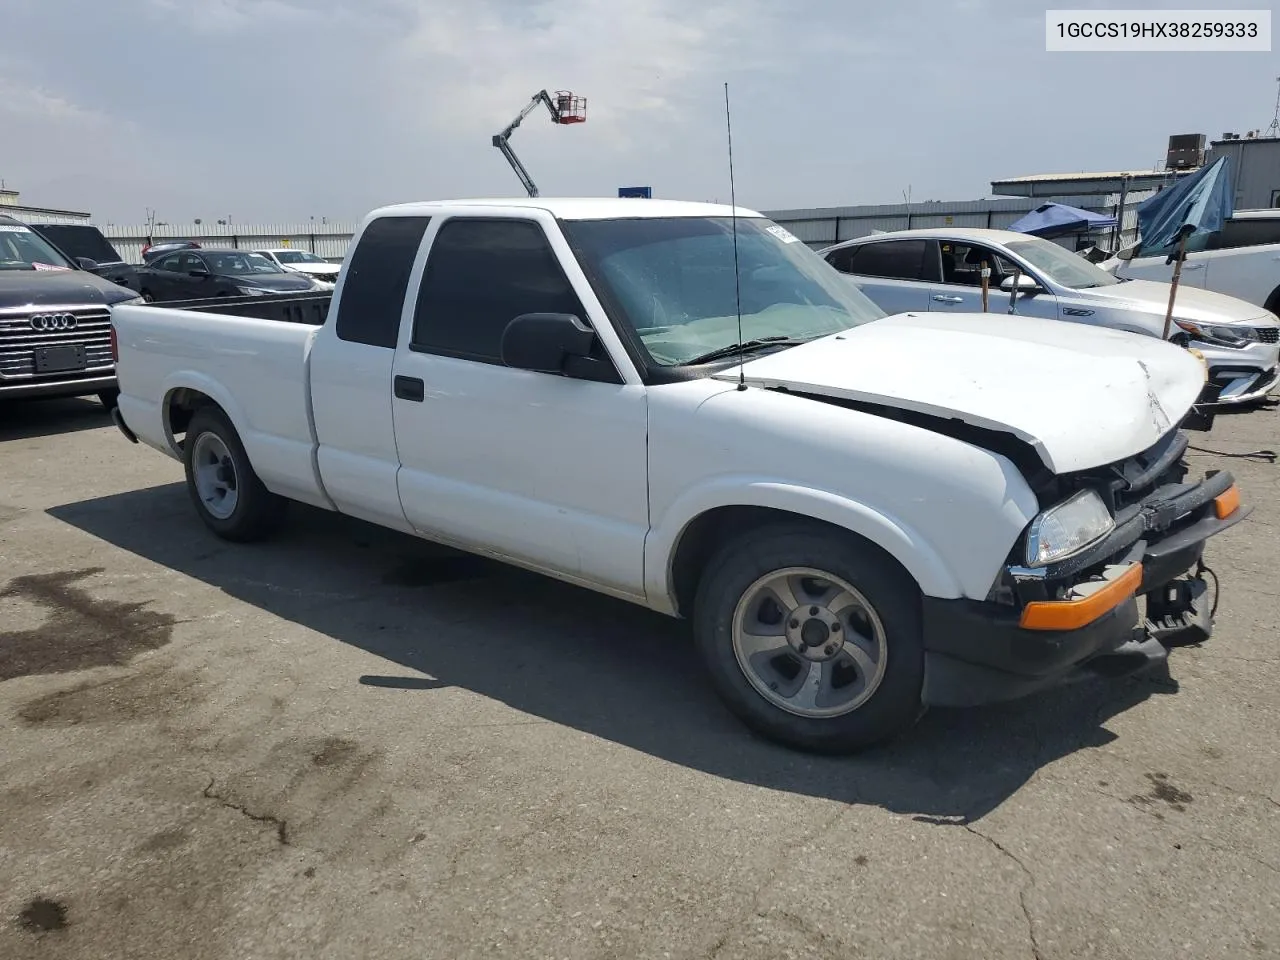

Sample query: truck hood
[1090,278,1274,325]
[0,268,139,308]
[714,312,1206,474]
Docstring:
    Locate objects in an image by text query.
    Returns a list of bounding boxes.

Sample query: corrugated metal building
[764,190,1152,252]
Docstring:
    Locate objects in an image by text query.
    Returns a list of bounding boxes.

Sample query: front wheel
[97,388,119,410]
[693,522,925,754]
[182,406,286,541]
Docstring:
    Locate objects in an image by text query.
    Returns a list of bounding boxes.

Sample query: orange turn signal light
[1213,484,1241,520]
[1019,563,1143,632]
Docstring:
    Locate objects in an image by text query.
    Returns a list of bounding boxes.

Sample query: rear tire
[692,521,925,754]
[182,406,286,542]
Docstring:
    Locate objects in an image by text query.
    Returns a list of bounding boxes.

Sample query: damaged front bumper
[919,457,1250,708]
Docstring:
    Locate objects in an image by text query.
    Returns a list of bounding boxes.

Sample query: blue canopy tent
[1007,202,1118,240]
[1129,156,1235,337]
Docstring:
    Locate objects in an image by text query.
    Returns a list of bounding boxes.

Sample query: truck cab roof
[366,198,764,222]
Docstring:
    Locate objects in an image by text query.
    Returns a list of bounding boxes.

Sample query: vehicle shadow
[0,397,111,442]
[47,483,1176,821]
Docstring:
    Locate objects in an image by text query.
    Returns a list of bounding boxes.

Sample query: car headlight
[1174,319,1259,348]
[113,295,146,306]
[1025,489,1114,567]
[236,286,270,296]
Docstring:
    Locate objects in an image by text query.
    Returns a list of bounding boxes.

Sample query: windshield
[1004,236,1120,290]
[272,250,326,264]
[0,223,75,271]
[205,251,286,276]
[561,216,886,366]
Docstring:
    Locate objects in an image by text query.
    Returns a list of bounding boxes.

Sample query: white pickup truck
[108,198,1251,754]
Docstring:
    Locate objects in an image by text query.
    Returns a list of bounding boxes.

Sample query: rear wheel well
[668,506,919,618]
[165,388,221,451]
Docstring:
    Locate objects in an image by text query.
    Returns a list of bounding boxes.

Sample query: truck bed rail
[150,292,332,325]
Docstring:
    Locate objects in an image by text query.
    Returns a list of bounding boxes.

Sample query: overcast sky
[0,0,1273,225]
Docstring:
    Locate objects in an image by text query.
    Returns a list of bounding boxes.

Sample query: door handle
[393,375,425,402]
[932,295,964,303]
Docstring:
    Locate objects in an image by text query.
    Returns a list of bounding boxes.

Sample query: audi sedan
[135,248,323,302]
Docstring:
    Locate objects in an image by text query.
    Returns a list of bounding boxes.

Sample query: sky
[0,0,1275,225]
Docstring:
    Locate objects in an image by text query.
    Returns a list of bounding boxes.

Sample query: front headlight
[236,286,270,296]
[1025,489,1114,567]
[1174,319,1259,348]
[113,295,146,306]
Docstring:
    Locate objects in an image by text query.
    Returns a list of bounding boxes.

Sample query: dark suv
[27,223,140,293]
[0,215,143,408]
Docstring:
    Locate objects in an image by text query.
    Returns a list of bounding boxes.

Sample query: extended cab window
[841,239,933,282]
[334,215,432,349]
[411,218,588,365]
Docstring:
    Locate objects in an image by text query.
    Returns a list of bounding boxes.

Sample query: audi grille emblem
[29,313,78,331]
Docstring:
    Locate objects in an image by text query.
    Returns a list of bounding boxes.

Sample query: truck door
[389,214,649,599]
[309,214,434,531]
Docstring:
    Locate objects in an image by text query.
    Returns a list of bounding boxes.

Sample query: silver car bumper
[1192,337,1280,405]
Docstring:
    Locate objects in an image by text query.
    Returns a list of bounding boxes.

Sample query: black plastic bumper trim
[111,406,139,444]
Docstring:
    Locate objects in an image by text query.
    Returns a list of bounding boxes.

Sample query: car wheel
[141,290,155,303]
[693,521,925,754]
[182,406,286,542]
[97,388,119,410]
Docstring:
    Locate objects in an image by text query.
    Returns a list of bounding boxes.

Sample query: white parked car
[108,198,1249,754]
[253,248,341,287]
[822,227,1280,406]
[1103,209,1280,315]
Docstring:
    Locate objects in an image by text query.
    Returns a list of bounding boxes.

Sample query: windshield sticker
[766,224,801,244]
[0,224,32,233]
[32,262,71,271]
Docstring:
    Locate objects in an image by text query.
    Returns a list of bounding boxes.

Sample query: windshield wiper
[683,336,812,366]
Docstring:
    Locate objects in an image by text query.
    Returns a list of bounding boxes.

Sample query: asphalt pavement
[1,395,1278,960]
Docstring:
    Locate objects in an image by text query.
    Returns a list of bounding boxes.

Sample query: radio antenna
[724,82,746,391]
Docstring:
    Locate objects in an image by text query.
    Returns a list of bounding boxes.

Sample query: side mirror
[76,257,100,271]
[1000,274,1041,294]
[1115,242,1141,262]
[500,313,596,375]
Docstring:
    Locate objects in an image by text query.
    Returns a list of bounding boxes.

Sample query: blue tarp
[1007,202,1118,239]
[1135,156,1234,258]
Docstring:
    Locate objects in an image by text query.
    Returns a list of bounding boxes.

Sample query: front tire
[692,522,925,754]
[97,388,119,410]
[182,406,285,542]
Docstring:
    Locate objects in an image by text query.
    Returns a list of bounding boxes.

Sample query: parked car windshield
[561,216,886,366]
[271,250,327,264]
[1004,236,1121,290]
[204,251,287,276]
[0,222,75,271]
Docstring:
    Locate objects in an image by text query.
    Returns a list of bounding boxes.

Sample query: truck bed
[112,295,330,509]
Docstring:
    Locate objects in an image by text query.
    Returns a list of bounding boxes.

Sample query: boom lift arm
[491,89,585,198]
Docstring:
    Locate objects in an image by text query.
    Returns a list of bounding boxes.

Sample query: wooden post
[980,260,990,312]
[1161,231,1190,340]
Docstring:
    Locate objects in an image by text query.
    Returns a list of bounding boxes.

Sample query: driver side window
[938,241,1016,287]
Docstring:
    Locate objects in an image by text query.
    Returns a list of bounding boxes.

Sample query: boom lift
[491,90,587,198]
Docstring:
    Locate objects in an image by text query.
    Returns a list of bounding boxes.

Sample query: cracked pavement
[1,396,1278,959]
